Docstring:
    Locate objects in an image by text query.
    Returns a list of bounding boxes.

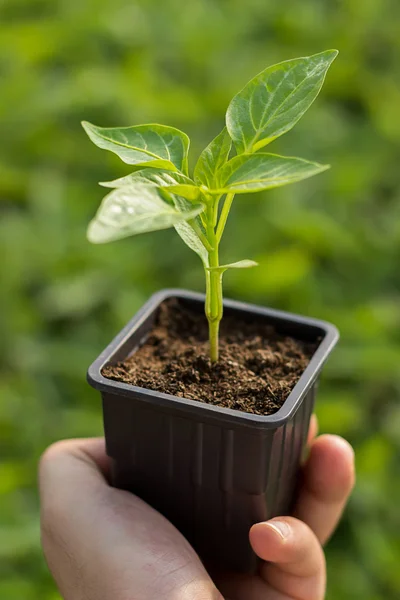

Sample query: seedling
[83,50,337,362]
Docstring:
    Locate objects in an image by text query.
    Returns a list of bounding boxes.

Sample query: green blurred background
[1,0,400,598]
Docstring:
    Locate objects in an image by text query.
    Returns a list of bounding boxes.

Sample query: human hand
[39,415,354,600]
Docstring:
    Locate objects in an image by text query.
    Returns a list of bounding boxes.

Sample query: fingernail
[267,520,291,540]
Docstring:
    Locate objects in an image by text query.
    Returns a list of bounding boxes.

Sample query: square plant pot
[88,289,339,573]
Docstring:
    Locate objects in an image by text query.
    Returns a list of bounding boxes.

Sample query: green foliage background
[1,0,400,598]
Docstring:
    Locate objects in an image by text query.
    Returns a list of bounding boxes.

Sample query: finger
[293,434,355,545]
[41,437,111,484]
[251,517,325,600]
[215,517,325,600]
[307,414,319,446]
[39,439,220,600]
[73,437,111,477]
[302,414,319,465]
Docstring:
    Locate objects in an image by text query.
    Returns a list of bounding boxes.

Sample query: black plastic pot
[88,289,339,573]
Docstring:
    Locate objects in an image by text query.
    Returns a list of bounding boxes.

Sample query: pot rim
[88,288,339,428]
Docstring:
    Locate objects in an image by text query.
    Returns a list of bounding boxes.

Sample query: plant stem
[216,192,235,243]
[212,194,222,227]
[205,201,223,362]
[188,219,213,252]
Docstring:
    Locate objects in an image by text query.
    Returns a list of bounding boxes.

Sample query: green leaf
[164,190,209,266]
[217,153,329,193]
[82,122,190,173]
[100,168,201,201]
[174,221,209,266]
[100,168,193,188]
[165,184,201,201]
[226,50,338,153]
[87,184,203,244]
[207,259,258,273]
[194,127,232,188]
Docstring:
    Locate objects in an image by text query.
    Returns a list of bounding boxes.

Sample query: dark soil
[102,299,317,415]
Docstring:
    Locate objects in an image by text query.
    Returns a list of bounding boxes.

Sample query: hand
[39,416,354,600]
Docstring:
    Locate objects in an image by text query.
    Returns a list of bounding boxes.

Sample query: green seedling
[83,50,337,362]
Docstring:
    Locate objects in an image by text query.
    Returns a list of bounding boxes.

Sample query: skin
[39,415,355,600]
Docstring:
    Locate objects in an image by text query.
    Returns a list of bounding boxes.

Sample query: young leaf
[194,127,232,188]
[82,122,190,173]
[216,153,329,193]
[165,191,210,266]
[207,259,258,273]
[226,50,338,153]
[87,184,203,244]
[164,184,202,201]
[101,168,201,201]
[174,221,210,266]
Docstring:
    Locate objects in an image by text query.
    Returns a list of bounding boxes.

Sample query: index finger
[293,434,355,545]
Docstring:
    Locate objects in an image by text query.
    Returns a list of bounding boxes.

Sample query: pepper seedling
[83,49,337,362]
